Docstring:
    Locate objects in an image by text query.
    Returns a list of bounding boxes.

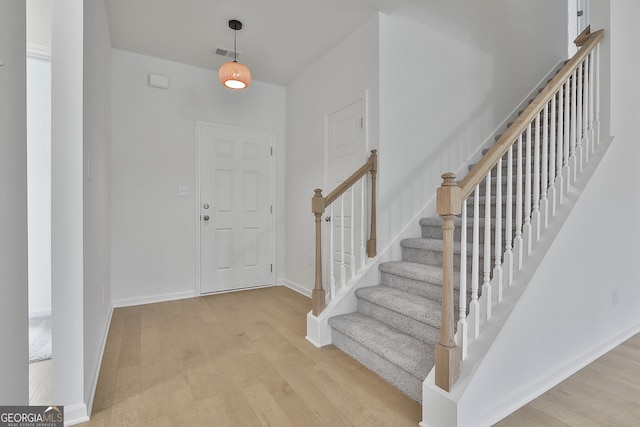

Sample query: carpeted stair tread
[401,237,473,256]
[380,261,442,284]
[356,285,442,330]
[328,312,433,381]
[420,216,490,229]
[379,261,464,292]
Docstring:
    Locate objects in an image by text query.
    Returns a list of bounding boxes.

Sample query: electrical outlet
[178,185,191,197]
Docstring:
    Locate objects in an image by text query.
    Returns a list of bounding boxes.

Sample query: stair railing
[311,149,378,316]
[435,28,604,391]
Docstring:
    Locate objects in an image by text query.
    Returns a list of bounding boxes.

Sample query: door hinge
[270,264,273,273]
[270,146,273,156]
[361,117,364,128]
[270,205,273,214]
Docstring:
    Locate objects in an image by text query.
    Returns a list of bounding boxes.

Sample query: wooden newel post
[367,149,378,258]
[312,189,326,316]
[435,173,461,391]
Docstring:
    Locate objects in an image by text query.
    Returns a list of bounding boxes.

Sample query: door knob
[325,216,331,222]
[203,215,210,221]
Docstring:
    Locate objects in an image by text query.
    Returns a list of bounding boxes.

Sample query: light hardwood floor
[77,286,421,426]
[31,287,640,426]
[29,359,52,405]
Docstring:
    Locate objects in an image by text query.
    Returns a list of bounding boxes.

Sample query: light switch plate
[178,185,190,197]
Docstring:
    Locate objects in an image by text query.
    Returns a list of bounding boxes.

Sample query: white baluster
[483,172,492,321]
[458,202,468,360]
[532,113,541,243]
[524,125,532,256]
[493,158,503,303]
[340,194,346,290]
[563,79,571,196]
[470,186,480,339]
[504,145,514,287]
[577,62,584,174]
[595,45,601,146]
[550,94,558,216]
[514,135,524,271]
[583,55,591,163]
[360,178,366,268]
[350,187,356,280]
[541,103,549,229]
[569,69,577,185]
[329,204,336,300]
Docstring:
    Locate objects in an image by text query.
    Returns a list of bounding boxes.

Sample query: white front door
[324,99,366,291]
[198,123,274,294]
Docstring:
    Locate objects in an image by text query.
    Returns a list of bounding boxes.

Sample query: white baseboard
[112,290,197,308]
[281,280,312,298]
[63,402,89,426]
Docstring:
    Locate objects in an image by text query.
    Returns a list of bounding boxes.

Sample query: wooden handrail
[574,25,591,47]
[311,149,378,316]
[458,29,604,200]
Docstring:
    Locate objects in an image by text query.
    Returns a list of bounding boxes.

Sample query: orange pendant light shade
[218,60,251,89]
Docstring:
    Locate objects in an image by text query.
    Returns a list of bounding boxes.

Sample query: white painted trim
[194,121,277,295]
[62,402,89,426]
[281,280,312,298]
[84,305,113,419]
[201,284,275,296]
[112,290,197,309]
[26,43,51,61]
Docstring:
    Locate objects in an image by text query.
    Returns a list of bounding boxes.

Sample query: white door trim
[194,121,277,295]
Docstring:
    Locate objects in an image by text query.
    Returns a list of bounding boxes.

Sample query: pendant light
[218,19,251,90]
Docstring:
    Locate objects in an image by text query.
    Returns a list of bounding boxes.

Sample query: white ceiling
[104,0,411,86]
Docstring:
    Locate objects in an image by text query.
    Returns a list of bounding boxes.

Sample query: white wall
[378,0,567,253]
[83,0,113,412]
[110,49,286,305]
[0,0,29,405]
[27,54,52,318]
[284,15,380,294]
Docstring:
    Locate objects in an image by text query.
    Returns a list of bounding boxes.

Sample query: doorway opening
[26,0,52,406]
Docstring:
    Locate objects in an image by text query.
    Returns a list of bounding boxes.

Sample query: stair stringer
[421,136,624,427]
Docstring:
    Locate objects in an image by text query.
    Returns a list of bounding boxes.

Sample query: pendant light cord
[234,28,237,62]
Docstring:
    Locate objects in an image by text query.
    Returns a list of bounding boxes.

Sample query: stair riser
[330,329,423,402]
[357,299,441,344]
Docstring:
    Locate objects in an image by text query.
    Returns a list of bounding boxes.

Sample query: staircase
[311,28,606,419]
[328,165,495,401]
[327,83,571,400]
